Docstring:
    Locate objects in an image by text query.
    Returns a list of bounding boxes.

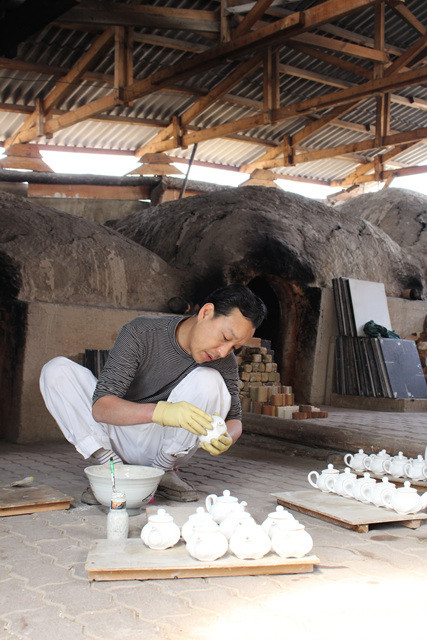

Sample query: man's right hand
[152,401,213,435]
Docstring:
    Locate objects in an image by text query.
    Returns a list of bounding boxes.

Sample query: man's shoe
[81,485,100,505]
[156,470,198,502]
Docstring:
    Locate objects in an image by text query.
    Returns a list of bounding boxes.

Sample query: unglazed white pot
[186,523,228,562]
[390,481,427,515]
[307,464,339,493]
[270,519,313,559]
[383,452,409,478]
[343,449,370,473]
[141,508,180,550]
[198,414,227,445]
[205,490,247,524]
[229,522,271,560]
[219,510,255,540]
[181,507,217,543]
[261,505,296,537]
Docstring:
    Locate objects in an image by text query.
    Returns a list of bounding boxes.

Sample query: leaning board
[0,484,73,516]
[273,490,427,533]
[85,539,319,581]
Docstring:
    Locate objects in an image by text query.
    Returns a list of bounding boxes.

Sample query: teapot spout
[421,492,427,510]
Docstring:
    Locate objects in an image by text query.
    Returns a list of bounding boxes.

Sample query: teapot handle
[344,453,352,466]
[363,457,371,470]
[205,494,217,512]
[307,471,319,489]
[383,460,391,474]
[403,463,411,477]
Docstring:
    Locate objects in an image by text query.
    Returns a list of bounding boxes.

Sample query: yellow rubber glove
[200,433,233,456]
[152,401,213,435]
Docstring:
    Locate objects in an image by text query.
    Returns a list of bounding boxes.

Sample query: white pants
[39,357,231,470]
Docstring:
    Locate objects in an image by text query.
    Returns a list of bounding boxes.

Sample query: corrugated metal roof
[0,0,426,187]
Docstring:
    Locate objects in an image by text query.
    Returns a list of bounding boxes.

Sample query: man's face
[188,304,255,364]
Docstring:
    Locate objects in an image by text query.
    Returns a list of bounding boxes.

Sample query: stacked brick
[237,337,328,419]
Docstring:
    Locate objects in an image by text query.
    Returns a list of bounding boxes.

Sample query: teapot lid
[148,508,173,523]
[216,489,238,503]
[343,467,354,474]
[323,463,339,474]
[189,507,214,521]
[416,454,424,461]
[376,449,390,458]
[268,505,295,520]
[397,481,416,493]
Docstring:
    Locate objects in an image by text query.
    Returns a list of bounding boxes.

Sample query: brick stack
[237,337,328,419]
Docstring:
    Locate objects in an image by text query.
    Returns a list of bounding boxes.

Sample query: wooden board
[273,490,427,533]
[85,504,319,581]
[85,539,319,581]
[0,484,73,516]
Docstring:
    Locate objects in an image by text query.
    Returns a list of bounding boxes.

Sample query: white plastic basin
[84,464,164,509]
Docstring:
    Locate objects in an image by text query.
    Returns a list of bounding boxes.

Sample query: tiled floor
[1,430,426,640]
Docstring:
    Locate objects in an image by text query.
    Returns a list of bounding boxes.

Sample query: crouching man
[40,284,266,502]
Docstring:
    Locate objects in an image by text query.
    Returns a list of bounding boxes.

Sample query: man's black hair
[203,284,267,329]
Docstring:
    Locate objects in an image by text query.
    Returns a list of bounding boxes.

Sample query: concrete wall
[10,301,171,444]
[308,289,427,405]
[28,197,148,224]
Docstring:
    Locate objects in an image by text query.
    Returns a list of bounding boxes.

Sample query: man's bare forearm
[225,419,242,444]
[92,395,156,426]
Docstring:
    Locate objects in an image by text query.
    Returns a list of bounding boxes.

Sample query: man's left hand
[200,433,233,456]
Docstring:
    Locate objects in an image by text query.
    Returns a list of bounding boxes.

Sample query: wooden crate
[272,490,427,533]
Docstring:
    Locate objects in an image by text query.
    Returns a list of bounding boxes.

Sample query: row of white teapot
[308,464,427,514]
[141,491,313,562]
[344,449,427,481]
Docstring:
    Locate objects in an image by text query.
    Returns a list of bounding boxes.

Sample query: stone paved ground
[0,432,426,640]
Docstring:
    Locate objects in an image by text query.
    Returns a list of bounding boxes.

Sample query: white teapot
[390,481,427,515]
[181,507,217,543]
[344,449,370,473]
[364,449,391,475]
[141,508,180,550]
[261,505,296,537]
[229,521,271,560]
[270,519,313,559]
[199,413,227,445]
[383,452,408,477]
[307,464,339,492]
[351,473,377,503]
[333,468,357,498]
[404,455,427,481]
[205,490,247,524]
[219,510,255,540]
[371,477,396,509]
[186,522,228,562]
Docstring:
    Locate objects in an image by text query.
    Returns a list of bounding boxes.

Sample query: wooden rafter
[291,32,389,62]
[134,51,264,158]
[330,143,414,186]
[261,127,427,169]
[387,0,426,36]
[263,47,280,112]
[233,0,279,38]
[4,27,115,148]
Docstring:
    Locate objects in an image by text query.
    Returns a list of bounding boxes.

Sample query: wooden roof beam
[233,0,279,38]
[331,143,415,186]
[387,1,426,36]
[263,127,427,168]
[291,32,389,63]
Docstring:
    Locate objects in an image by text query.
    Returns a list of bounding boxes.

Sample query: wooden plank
[85,538,319,581]
[292,32,389,62]
[272,490,427,532]
[233,0,279,39]
[0,484,73,517]
[27,183,151,200]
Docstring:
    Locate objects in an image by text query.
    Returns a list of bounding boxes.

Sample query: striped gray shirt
[92,315,242,421]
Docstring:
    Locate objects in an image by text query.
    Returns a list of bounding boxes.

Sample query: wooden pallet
[0,483,73,516]
[85,504,319,581]
[272,490,427,533]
